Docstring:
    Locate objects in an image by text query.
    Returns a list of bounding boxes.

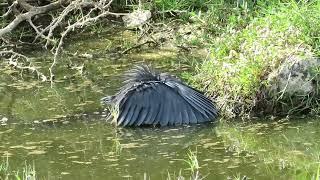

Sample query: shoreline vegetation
[1,0,320,119]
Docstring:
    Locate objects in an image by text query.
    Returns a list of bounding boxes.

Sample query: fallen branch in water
[0,50,47,81]
[121,40,158,54]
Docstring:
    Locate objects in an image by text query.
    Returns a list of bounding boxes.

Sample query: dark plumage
[101,65,218,127]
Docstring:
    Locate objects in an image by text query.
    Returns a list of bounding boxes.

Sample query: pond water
[0,29,319,180]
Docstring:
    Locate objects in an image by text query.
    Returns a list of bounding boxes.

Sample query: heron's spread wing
[116,82,217,127]
[167,81,218,120]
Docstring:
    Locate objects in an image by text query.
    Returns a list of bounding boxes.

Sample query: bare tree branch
[1,1,18,18]
[27,18,55,43]
[0,0,69,37]
[1,0,128,85]
[50,0,126,86]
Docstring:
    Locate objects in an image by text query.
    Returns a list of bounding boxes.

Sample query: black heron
[101,65,218,127]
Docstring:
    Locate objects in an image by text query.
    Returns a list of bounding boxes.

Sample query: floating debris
[28,150,46,155]
[0,117,8,124]
[68,156,79,159]
[72,161,92,165]
[61,172,71,175]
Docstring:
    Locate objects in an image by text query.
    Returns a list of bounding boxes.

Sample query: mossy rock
[122,10,152,28]
[268,55,319,96]
[261,51,320,115]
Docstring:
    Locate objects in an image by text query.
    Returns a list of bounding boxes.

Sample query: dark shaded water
[0,29,320,180]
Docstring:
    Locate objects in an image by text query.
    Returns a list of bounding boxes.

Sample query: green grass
[316,165,320,180]
[188,0,320,117]
[154,0,213,12]
[153,0,320,118]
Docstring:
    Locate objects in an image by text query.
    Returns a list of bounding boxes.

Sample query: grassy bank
[157,0,320,118]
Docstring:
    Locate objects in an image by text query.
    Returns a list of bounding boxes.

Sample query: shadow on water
[1,28,320,180]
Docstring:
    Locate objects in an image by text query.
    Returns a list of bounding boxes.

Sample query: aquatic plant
[184,149,199,174]
[0,158,36,180]
[15,162,36,180]
[111,136,123,155]
[106,105,120,126]
[0,156,9,180]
